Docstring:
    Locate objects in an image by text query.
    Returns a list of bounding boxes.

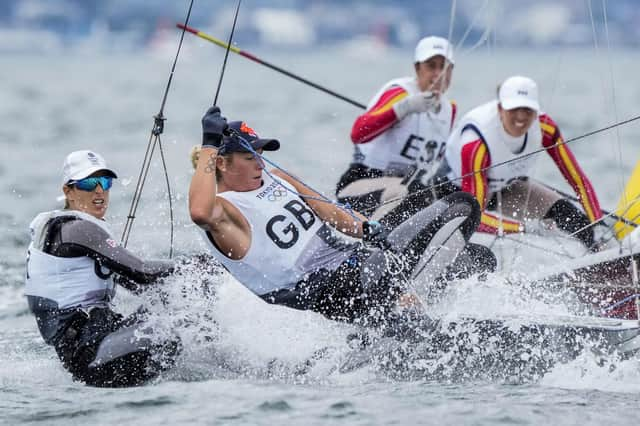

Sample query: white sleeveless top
[204,173,357,296]
[355,77,454,179]
[24,210,116,310]
[446,100,541,192]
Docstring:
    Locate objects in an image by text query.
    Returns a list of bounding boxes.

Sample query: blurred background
[2,0,640,54]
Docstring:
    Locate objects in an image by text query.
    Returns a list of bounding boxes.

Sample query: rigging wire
[588,0,625,217]
[500,235,575,258]
[446,0,457,63]
[459,1,494,56]
[601,0,630,242]
[194,2,640,304]
[228,138,586,262]
[587,1,629,247]
[587,0,610,109]
[566,195,640,251]
[228,113,640,241]
[519,1,571,264]
[374,113,640,212]
[213,0,242,106]
[191,2,638,271]
[514,1,572,263]
[121,0,196,257]
[413,0,459,106]
[453,0,489,54]
[592,0,639,320]
[216,105,640,243]
[200,3,640,255]
[227,135,361,223]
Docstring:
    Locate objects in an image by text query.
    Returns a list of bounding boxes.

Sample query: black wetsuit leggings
[261,250,381,323]
[54,307,179,387]
[543,199,595,249]
[261,191,484,323]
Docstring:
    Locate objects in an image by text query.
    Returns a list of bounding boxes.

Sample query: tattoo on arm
[204,153,217,174]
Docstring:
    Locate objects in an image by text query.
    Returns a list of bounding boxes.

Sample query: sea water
[2,46,640,425]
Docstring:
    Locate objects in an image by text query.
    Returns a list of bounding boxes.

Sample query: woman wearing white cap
[335,35,457,219]
[438,75,603,249]
[25,150,179,387]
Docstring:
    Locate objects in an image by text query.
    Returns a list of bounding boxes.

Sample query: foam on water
[541,353,640,393]
[110,256,639,388]
[127,258,365,385]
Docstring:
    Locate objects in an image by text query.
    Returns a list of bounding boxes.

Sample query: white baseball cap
[414,36,454,64]
[498,76,540,111]
[62,150,117,185]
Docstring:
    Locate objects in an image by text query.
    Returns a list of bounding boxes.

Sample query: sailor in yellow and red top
[440,76,603,250]
[335,36,458,220]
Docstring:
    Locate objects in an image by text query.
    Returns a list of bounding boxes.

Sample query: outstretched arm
[540,113,603,222]
[351,85,408,144]
[351,84,453,144]
[272,169,368,237]
[59,220,173,291]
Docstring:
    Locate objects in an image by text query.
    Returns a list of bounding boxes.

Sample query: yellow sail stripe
[370,92,408,115]
[556,140,595,221]
[614,160,640,239]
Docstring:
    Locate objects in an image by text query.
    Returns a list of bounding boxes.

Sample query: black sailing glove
[362,220,391,248]
[202,106,228,148]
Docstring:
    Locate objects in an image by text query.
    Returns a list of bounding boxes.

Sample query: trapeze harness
[25,210,178,387]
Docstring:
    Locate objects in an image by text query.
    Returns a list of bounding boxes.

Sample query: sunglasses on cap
[68,176,114,192]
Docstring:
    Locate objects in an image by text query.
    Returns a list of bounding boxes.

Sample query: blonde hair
[190,145,201,170]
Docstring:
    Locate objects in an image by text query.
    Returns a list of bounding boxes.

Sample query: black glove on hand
[202,106,228,148]
[362,220,390,248]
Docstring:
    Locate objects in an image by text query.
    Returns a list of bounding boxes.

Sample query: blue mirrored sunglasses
[69,176,113,192]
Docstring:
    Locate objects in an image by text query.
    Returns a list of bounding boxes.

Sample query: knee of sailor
[55,310,182,387]
[464,243,497,273]
[445,191,480,217]
[87,334,181,387]
[545,199,586,222]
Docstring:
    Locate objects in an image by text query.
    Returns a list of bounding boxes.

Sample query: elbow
[351,127,372,145]
[189,205,211,226]
[351,116,368,143]
[350,126,361,143]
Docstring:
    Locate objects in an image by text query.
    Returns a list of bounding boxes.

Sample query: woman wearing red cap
[189,107,493,326]
[25,150,179,387]
[335,36,457,219]
[435,75,603,249]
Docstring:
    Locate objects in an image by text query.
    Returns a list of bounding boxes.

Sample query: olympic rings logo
[267,187,288,202]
